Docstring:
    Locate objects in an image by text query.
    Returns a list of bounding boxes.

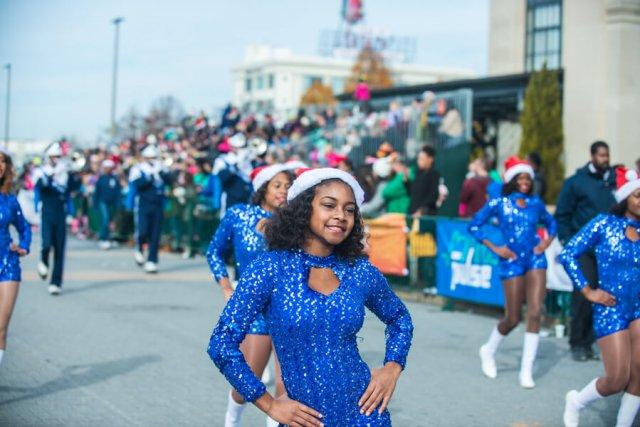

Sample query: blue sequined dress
[206,204,272,335]
[208,250,413,426]
[468,192,557,279]
[560,214,640,338]
[0,194,31,281]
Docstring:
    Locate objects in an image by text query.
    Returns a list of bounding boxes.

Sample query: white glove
[139,162,153,176]
[42,164,55,176]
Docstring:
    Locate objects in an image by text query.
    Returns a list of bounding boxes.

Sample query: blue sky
[0,0,489,141]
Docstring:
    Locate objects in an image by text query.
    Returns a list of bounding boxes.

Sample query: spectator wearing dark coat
[94,159,122,247]
[409,145,440,216]
[459,157,490,218]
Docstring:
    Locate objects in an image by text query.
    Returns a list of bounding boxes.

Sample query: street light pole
[3,63,10,149]
[110,17,124,139]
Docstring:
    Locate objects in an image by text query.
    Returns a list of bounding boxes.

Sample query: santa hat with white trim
[615,166,640,202]
[250,164,290,192]
[503,155,535,183]
[286,168,365,208]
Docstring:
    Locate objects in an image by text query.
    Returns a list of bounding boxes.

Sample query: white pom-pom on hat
[287,168,365,207]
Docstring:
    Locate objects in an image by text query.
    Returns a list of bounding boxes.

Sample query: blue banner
[435,219,504,307]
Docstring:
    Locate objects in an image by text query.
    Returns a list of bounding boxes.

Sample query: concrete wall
[563,0,640,174]
[488,0,526,75]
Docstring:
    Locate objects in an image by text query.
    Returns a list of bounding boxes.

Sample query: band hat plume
[286,167,365,208]
[250,164,290,192]
[615,167,640,202]
[503,155,535,183]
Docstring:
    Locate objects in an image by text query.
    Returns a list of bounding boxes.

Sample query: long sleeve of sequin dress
[208,250,413,426]
[468,197,500,243]
[0,194,32,281]
[559,214,606,291]
[206,207,236,281]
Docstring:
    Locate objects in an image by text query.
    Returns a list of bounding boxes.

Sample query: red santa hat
[287,168,365,207]
[503,155,535,183]
[250,164,290,192]
[615,166,640,202]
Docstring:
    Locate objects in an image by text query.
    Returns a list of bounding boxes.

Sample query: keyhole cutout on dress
[515,198,527,208]
[625,226,639,243]
[308,267,341,297]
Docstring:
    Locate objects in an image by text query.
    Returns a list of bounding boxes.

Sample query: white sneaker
[134,251,145,266]
[519,370,535,389]
[563,390,581,427]
[37,261,48,280]
[479,344,497,379]
[144,262,158,274]
[48,285,61,295]
[98,241,111,250]
[182,248,192,259]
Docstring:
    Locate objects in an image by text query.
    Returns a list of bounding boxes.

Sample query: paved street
[0,236,628,426]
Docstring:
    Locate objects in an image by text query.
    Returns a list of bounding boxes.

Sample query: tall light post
[110,17,124,139]
[3,63,10,149]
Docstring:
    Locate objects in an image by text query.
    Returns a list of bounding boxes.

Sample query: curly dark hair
[251,170,296,205]
[0,152,15,195]
[502,173,533,196]
[264,179,365,260]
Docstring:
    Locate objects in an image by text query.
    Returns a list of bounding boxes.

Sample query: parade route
[0,237,625,426]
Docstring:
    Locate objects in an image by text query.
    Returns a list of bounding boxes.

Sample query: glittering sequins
[207,250,413,426]
[560,214,640,338]
[0,194,31,281]
[468,192,557,279]
[206,204,272,335]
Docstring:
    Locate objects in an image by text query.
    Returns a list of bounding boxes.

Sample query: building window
[245,78,252,92]
[256,75,264,90]
[525,0,562,71]
[331,77,345,95]
[268,74,274,89]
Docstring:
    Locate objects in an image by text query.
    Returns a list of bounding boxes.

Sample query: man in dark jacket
[555,141,616,361]
[94,159,121,249]
[409,144,440,216]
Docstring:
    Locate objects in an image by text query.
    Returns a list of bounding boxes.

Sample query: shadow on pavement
[0,354,160,406]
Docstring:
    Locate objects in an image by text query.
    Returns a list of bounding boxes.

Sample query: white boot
[616,392,640,427]
[519,332,539,389]
[134,251,145,266]
[48,285,61,296]
[564,379,603,427]
[144,262,158,274]
[37,261,48,279]
[479,326,503,379]
[225,391,245,427]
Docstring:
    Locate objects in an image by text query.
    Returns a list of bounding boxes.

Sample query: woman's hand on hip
[218,277,233,301]
[358,362,402,416]
[267,395,324,427]
[9,243,27,257]
[493,245,517,260]
[582,288,616,307]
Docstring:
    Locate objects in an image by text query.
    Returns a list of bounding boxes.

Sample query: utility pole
[110,17,124,139]
[3,63,11,149]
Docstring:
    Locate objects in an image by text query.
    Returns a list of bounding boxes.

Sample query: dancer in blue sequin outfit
[469,156,556,389]
[207,164,294,427]
[561,167,640,427]
[0,151,31,367]
[208,168,413,427]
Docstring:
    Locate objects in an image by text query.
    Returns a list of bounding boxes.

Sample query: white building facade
[488,0,640,174]
[232,45,474,117]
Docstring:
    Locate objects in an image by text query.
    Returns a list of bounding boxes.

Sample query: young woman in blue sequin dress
[0,151,32,367]
[561,168,640,427]
[208,168,413,427]
[469,157,556,389]
[207,164,294,427]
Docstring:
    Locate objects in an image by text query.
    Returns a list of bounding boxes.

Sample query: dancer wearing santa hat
[469,156,557,388]
[207,167,413,426]
[206,164,294,427]
[561,167,640,427]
